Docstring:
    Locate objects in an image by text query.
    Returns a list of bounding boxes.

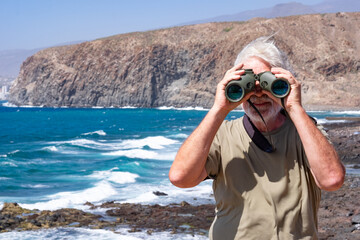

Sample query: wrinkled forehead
[242,56,271,74]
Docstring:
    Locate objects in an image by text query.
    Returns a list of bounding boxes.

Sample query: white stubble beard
[242,95,282,124]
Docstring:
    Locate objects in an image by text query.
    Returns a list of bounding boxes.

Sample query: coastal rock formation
[0,202,101,232]
[9,12,360,109]
[1,177,359,239]
[324,118,360,165]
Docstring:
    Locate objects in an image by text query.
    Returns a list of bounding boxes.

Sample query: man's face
[241,57,282,123]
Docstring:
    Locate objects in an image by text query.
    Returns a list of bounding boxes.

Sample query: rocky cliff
[9,12,360,109]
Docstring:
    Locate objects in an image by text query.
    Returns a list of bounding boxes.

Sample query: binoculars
[225,69,290,102]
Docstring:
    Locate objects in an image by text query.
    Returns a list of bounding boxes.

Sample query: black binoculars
[225,69,290,102]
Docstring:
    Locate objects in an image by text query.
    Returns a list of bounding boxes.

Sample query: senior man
[169,36,345,239]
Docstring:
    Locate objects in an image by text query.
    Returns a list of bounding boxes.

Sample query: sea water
[1,102,359,239]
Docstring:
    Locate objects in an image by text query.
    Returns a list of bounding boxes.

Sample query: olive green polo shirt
[206,116,321,240]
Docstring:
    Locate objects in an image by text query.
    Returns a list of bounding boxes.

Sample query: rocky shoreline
[1,118,359,239]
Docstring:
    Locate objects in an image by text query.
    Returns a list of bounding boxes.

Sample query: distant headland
[8,12,360,110]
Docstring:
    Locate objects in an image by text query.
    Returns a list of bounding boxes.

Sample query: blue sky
[0,0,325,51]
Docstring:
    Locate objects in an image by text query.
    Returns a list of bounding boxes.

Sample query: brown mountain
[9,12,360,110]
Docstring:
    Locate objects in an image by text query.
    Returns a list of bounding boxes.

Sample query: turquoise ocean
[1,101,359,240]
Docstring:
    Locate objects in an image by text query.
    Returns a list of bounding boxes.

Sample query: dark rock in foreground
[0,203,101,232]
[0,201,214,236]
[1,176,359,238]
[323,117,360,165]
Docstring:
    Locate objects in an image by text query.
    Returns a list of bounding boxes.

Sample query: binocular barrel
[225,70,290,102]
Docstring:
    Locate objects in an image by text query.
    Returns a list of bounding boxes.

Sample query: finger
[233,68,245,76]
[274,73,297,85]
[271,68,297,84]
[221,70,244,85]
[229,63,244,72]
[271,68,293,78]
[270,67,287,73]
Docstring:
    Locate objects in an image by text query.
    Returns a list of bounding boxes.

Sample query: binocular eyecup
[225,69,290,102]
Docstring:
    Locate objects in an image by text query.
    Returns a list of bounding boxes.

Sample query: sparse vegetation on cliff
[9,12,360,109]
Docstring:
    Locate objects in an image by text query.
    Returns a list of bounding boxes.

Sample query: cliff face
[9,12,360,109]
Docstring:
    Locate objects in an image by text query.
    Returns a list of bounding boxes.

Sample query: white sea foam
[20,104,44,108]
[42,146,59,152]
[329,110,360,115]
[157,106,208,111]
[157,106,175,110]
[1,102,17,107]
[15,159,62,166]
[102,149,158,159]
[52,139,109,150]
[20,180,117,211]
[102,149,176,160]
[170,133,188,139]
[0,227,208,240]
[346,167,360,175]
[115,227,209,240]
[163,181,214,205]
[0,228,139,240]
[0,177,11,180]
[180,106,207,111]
[124,190,159,203]
[88,170,139,184]
[82,130,107,136]
[51,136,178,152]
[9,150,20,154]
[119,180,214,206]
[316,119,350,124]
[307,110,360,115]
[0,161,18,167]
[119,136,178,150]
[121,106,138,109]
[21,184,50,189]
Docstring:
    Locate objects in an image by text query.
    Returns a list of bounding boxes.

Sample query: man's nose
[253,80,263,95]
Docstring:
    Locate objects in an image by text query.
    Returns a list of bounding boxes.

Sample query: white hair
[234,36,294,73]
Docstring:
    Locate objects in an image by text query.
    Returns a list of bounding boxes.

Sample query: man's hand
[270,67,302,113]
[212,63,247,114]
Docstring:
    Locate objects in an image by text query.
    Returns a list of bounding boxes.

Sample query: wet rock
[153,191,168,196]
[352,214,360,224]
[318,176,360,239]
[324,119,360,165]
[84,201,96,209]
[0,204,102,232]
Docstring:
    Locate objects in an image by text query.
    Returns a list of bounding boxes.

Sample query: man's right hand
[212,63,248,114]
